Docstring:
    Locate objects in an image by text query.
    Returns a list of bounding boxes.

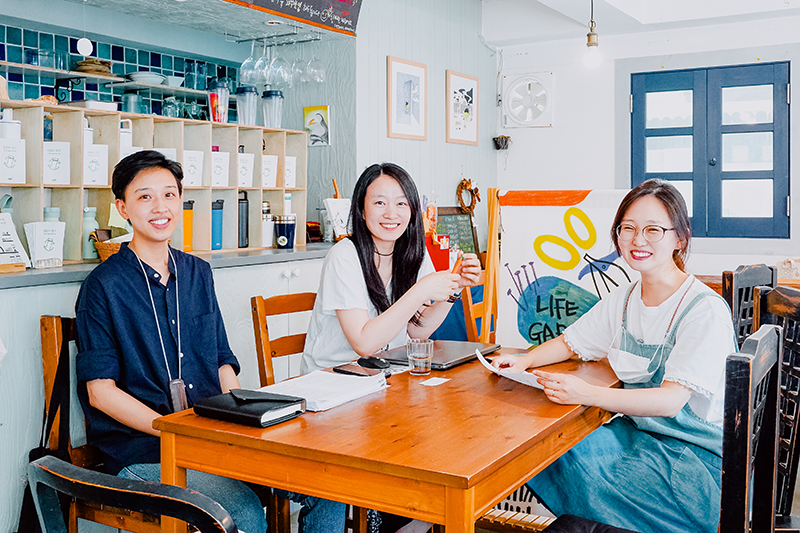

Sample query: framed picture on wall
[304,105,331,146]
[387,56,427,140]
[446,70,479,145]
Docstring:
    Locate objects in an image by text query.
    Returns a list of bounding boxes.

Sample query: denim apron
[528,280,732,533]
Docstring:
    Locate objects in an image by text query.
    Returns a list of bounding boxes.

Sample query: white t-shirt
[301,239,435,373]
[563,275,736,427]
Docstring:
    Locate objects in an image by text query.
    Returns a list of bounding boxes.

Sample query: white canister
[120,119,133,148]
[0,108,22,141]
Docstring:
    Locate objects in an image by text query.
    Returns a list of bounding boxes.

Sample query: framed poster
[446,70,479,145]
[304,105,331,146]
[387,56,427,140]
[497,190,637,349]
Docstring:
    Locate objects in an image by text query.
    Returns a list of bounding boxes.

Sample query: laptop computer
[381,340,501,370]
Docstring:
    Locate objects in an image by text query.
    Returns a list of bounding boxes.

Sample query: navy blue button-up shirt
[76,243,239,474]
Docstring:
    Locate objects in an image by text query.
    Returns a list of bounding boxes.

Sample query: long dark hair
[348,163,426,324]
[611,179,691,271]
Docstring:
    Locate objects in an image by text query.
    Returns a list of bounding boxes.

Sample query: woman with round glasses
[492,179,735,533]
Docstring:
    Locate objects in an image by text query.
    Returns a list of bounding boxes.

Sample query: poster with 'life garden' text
[497,190,637,349]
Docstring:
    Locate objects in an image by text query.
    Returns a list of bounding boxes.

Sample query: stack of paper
[0,213,29,268]
[23,221,65,269]
[259,370,387,412]
[477,350,544,389]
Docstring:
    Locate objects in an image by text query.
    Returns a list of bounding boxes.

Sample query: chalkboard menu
[225,0,362,36]
[436,207,480,256]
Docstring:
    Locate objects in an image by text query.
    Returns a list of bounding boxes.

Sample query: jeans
[120,463,345,533]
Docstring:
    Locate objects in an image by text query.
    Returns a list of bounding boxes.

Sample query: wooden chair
[722,264,778,347]
[250,293,367,533]
[754,285,800,531]
[40,315,160,533]
[28,455,236,533]
[479,325,783,533]
[719,324,781,532]
[462,270,496,344]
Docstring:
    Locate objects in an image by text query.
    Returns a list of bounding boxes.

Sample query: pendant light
[76,0,94,57]
[583,0,602,68]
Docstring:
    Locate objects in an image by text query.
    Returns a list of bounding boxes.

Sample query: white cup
[84,118,94,147]
[0,108,21,140]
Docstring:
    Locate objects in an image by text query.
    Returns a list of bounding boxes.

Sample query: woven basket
[94,241,121,262]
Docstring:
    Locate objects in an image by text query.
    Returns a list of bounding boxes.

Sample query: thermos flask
[183,200,194,252]
[211,199,224,250]
[238,191,248,248]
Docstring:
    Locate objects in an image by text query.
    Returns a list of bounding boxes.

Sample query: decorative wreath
[457,178,481,215]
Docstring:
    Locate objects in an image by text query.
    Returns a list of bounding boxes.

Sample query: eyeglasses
[615,224,675,243]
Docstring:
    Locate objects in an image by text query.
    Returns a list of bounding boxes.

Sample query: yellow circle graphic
[533,235,580,271]
[563,207,596,250]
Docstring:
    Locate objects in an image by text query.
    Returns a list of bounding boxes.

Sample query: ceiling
[58,0,800,50]
[60,0,340,46]
[482,0,800,47]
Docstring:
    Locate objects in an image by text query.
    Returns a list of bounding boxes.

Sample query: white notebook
[259,370,387,412]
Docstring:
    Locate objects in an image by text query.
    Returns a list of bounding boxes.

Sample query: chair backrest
[28,455,237,533]
[719,324,781,533]
[251,292,316,387]
[754,285,800,517]
[39,316,101,468]
[462,271,496,343]
[722,264,778,347]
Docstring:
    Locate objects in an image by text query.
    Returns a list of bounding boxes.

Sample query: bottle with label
[261,201,273,248]
[82,207,100,259]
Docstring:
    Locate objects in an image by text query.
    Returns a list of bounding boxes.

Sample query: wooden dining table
[155,355,619,533]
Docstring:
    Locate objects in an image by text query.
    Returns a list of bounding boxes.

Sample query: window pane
[646,136,692,173]
[722,85,773,125]
[646,90,692,128]
[722,132,773,171]
[721,179,773,218]
[666,180,693,218]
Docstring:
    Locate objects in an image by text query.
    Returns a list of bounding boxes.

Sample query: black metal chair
[755,285,800,531]
[28,455,237,533]
[722,264,778,348]
[719,324,782,533]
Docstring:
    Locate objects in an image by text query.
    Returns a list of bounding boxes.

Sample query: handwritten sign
[436,207,479,255]
[224,0,362,36]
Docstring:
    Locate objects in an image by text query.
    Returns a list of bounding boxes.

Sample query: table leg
[444,486,475,533]
[160,431,188,533]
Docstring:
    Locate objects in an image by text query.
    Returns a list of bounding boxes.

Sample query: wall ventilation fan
[501,72,553,128]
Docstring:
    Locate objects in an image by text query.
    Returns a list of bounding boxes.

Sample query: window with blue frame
[631,62,789,238]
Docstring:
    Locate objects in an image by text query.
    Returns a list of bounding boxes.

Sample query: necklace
[374,249,394,257]
[131,246,187,412]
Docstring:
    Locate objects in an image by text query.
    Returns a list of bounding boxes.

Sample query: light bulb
[583,46,602,68]
[77,37,93,57]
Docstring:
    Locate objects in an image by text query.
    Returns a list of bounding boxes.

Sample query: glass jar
[163,97,180,118]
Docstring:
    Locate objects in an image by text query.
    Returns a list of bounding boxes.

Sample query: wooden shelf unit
[0,99,307,261]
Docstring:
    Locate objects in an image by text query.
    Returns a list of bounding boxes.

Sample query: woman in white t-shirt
[302,162,480,372]
[492,179,736,533]
[302,163,480,533]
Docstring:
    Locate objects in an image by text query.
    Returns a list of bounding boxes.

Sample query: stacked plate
[127,72,166,85]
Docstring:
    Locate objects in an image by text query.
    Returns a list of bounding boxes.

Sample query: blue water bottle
[211,199,224,250]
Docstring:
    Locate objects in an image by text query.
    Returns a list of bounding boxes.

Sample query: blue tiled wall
[0,23,239,117]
